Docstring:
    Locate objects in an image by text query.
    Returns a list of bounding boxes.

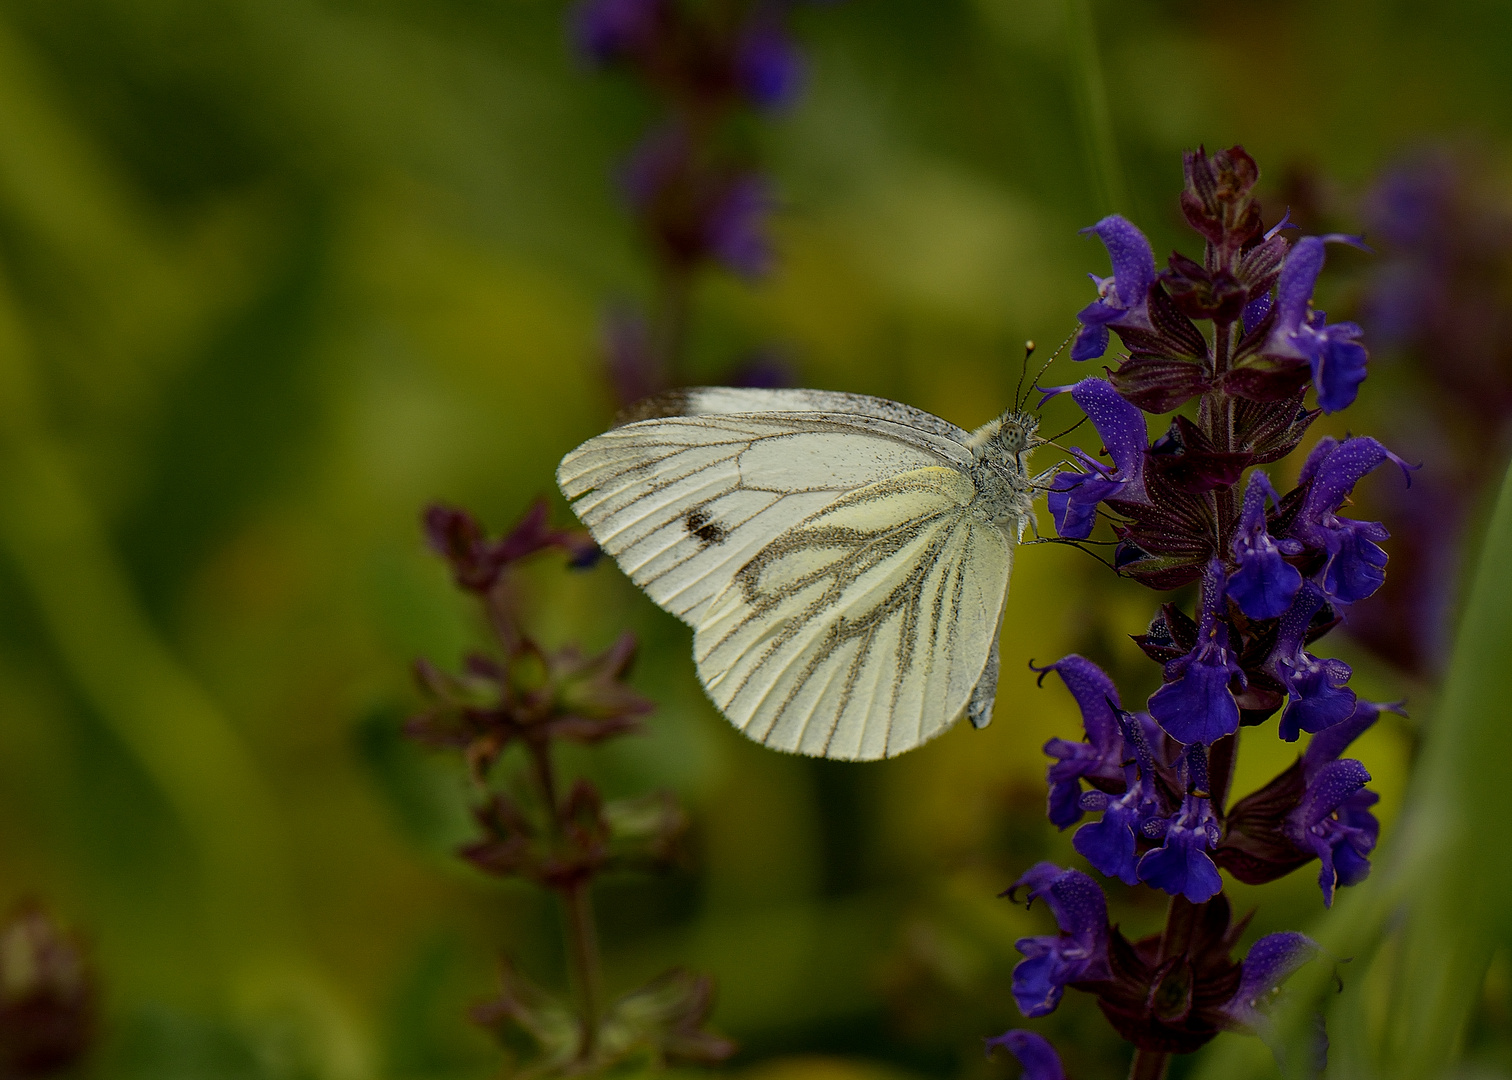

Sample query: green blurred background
[0,0,1507,1077]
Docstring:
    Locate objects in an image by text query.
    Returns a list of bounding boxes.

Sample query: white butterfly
[556,387,1041,760]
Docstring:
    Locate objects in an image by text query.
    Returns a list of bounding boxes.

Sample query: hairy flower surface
[1006,864,1112,1018]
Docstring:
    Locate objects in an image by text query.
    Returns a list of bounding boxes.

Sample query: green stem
[1062,0,1128,216]
[564,880,605,1061]
[525,737,605,1061]
[1128,1047,1171,1080]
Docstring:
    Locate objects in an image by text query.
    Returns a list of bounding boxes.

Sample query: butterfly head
[965,410,1040,463]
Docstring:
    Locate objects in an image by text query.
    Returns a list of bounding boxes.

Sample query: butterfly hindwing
[693,467,1012,760]
[556,410,966,629]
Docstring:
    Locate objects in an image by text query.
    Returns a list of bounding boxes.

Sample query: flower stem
[563,879,605,1061]
[1127,1047,1171,1080]
[526,737,605,1061]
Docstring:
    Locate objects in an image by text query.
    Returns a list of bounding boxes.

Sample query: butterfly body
[556,388,1040,760]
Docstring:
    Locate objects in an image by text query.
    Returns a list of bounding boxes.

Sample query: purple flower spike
[1072,215,1158,361]
[1033,656,1127,827]
[1265,235,1374,412]
[1006,864,1112,1017]
[1229,470,1304,619]
[1148,560,1243,745]
[1221,932,1320,1032]
[985,1030,1067,1080]
[1269,582,1357,742]
[1048,379,1149,539]
[1291,436,1415,605]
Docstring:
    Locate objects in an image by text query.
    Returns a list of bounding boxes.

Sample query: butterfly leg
[966,621,1001,730]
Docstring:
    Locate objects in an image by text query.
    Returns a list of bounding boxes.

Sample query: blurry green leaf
[117,198,330,618]
[1380,460,1512,1074]
[109,1007,266,1080]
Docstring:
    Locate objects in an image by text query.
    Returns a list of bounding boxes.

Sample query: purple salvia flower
[1263,235,1373,413]
[1033,655,1128,827]
[1220,932,1320,1032]
[1071,216,1157,362]
[984,1030,1067,1080]
[1006,863,1112,1018]
[1229,470,1304,619]
[1267,582,1356,743]
[1148,560,1243,745]
[1281,700,1397,904]
[1290,436,1415,605]
[1044,378,1149,540]
[1073,708,1166,886]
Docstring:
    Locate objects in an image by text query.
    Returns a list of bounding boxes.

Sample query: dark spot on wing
[685,507,729,547]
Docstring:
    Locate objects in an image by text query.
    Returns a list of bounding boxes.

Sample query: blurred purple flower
[571,0,661,64]
[602,306,663,407]
[706,174,775,278]
[1219,932,1320,1032]
[735,21,805,108]
[984,1030,1067,1080]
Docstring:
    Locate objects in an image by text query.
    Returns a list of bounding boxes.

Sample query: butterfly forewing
[556,413,958,628]
[693,467,1011,760]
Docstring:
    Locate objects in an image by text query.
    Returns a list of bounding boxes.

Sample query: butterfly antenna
[1022,328,1077,412]
[1014,340,1036,414]
[1043,414,1091,445]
